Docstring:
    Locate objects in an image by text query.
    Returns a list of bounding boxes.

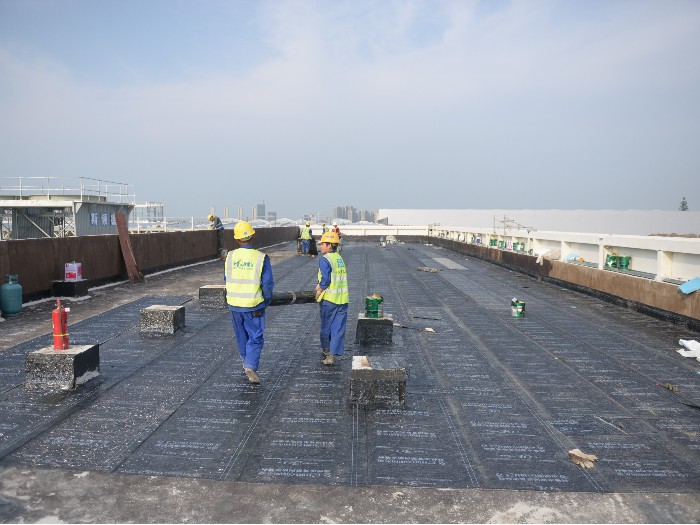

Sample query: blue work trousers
[231,310,266,370]
[301,239,310,254]
[319,301,348,356]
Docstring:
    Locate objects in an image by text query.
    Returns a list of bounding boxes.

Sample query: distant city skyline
[203,202,377,223]
[1,1,698,216]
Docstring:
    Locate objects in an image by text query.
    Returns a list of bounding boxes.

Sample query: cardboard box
[65,262,82,282]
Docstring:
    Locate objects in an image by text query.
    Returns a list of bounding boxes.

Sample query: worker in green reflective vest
[315,231,349,366]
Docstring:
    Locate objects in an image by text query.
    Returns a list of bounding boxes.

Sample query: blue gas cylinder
[0,274,22,317]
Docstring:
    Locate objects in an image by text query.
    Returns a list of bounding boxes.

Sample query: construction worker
[208,214,225,255]
[332,221,343,254]
[300,221,313,256]
[321,223,329,233]
[315,231,349,366]
[225,221,274,384]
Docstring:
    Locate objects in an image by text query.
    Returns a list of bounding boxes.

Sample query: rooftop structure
[0,176,135,239]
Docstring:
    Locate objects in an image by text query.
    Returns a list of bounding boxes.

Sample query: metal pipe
[268,290,316,306]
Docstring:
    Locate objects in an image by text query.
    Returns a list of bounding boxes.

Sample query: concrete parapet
[0,226,299,302]
[350,355,407,405]
[24,344,100,389]
[355,313,393,345]
[199,285,227,308]
[140,305,185,335]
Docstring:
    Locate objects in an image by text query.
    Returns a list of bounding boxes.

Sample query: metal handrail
[0,176,136,204]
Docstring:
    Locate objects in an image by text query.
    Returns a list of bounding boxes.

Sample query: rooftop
[1,241,699,523]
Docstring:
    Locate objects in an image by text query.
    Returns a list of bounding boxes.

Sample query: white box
[65,262,82,282]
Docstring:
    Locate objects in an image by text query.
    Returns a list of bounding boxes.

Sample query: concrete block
[140,305,185,335]
[199,285,227,309]
[350,355,407,405]
[51,279,89,298]
[355,313,393,345]
[25,344,100,389]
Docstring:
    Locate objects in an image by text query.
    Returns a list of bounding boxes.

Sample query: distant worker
[225,221,274,384]
[315,231,349,366]
[300,221,313,256]
[321,223,329,233]
[208,214,225,255]
[332,221,343,253]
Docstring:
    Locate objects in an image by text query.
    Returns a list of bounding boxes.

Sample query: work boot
[322,354,335,366]
[244,368,260,384]
[322,348,330,357]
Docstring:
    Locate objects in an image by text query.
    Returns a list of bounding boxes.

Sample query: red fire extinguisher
[52,299,69,350]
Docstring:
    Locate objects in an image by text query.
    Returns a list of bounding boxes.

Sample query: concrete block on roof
[350,355,407,406]
[140,305,185,335]
[199,285,227,309]
[355,313,393,345]
[24,344,100,389]
[51,280,89,298]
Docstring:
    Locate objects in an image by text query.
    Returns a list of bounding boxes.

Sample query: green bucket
[605,254,618,268]
[618,256,631,270]
[489,239,497,247]
[365,295,384,318]
[511,298,525,318]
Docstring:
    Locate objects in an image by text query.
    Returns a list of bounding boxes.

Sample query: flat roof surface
[1,241,699,523]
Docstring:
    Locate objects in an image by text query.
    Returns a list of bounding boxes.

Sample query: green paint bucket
[511,298,525,318]
[605,254,618,268]
[365,294,384,318]
[618,256,631,270]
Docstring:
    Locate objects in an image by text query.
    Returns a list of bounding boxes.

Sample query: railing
[127,217,304,233]
[0,176,135,204]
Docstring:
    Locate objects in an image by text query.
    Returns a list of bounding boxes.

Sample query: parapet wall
[433,238,700,330]
[0,227,298,301]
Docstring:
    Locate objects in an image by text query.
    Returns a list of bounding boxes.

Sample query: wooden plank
[115,212,144,283]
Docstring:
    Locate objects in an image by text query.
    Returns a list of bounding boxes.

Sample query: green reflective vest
[300,226,312,240]
[225,248,265,307]
[317,252,349,304]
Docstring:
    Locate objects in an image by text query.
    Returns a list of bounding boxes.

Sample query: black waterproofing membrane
[1,243,699,493]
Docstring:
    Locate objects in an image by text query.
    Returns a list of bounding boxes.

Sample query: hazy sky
[1,0,699,219]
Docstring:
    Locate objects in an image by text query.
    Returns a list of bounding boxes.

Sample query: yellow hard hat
[208,214,214,221]
[305,221,311,226]
[234,221,255,240]
[321,231,340,244]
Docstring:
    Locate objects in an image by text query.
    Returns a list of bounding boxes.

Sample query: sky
[1,0,699,219]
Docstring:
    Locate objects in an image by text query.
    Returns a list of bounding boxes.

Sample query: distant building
[256,202,266,221]
[358,209,377,222]
[333,204,377,223]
